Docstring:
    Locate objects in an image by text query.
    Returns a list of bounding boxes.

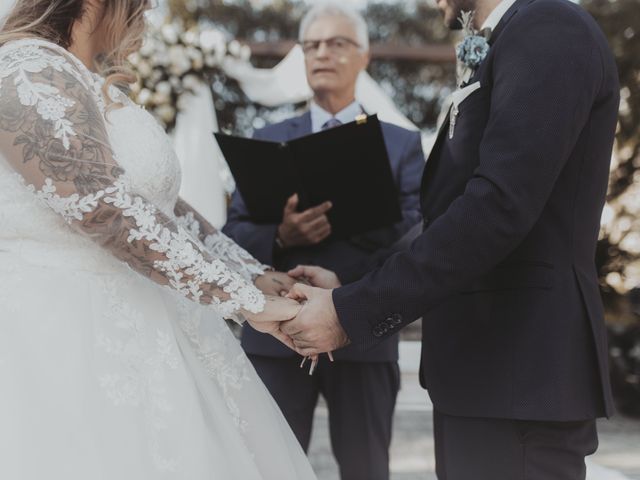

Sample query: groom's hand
[243,295,301,350]
[283,284,350,356]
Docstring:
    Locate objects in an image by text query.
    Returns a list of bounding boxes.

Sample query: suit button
[373,326,384,337]
[391,314,402,325]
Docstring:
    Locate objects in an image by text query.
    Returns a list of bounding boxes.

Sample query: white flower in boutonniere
[455,11,491,87]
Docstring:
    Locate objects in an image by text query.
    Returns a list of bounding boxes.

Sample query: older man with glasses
[223,3,425,479]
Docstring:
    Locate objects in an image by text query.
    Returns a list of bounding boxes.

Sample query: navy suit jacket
[333,0,619,420]
[223,112,425,362]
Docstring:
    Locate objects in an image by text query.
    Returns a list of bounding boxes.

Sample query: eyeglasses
[300,36,361,56]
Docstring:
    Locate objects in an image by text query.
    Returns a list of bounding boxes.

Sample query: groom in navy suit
[283,0,620,478]
[223,4,424,480]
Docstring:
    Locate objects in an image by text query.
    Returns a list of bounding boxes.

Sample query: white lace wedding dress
[0,38,317,480]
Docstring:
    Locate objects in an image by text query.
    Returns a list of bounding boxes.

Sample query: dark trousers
[433,409,599,480]
[248,354,400,480]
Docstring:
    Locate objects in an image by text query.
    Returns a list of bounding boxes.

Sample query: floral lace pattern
[0,39,265,318]
[176,296,252,432]
[97,277,181,472]
[104,179,265,316]
[0,45,87,149]
[176,211,268,283]
[26,177,105,223]
[0,39,277,469]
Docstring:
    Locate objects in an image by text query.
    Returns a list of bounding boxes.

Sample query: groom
[280,0,621,477]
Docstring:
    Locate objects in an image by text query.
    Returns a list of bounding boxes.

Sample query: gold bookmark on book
[355,114,368,125]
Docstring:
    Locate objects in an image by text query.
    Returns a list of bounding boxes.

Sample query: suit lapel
[421,0,535,194]
[287,111,312,140]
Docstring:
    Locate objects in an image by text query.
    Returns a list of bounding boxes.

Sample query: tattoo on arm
[0,60,235,306]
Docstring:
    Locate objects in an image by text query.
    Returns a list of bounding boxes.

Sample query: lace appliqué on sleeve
[0,41,265,319]
[176,211,269,283]
[105,180,265,316]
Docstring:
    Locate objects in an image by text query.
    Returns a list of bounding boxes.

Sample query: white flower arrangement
[129,21,251,131]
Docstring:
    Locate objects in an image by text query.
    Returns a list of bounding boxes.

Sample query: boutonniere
[455,11,491,87]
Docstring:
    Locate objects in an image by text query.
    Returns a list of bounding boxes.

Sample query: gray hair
[298,2,370,51]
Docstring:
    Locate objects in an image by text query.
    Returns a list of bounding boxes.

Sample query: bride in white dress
[0,1,318,478]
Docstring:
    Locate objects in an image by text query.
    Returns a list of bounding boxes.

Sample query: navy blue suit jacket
[333,0,619,420]
[223,112,425,362]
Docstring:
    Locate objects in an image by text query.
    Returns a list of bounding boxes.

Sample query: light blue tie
[321,118,342,130]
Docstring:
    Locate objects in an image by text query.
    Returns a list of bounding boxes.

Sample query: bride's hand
[243,295,302,349]
[254,270,298,296]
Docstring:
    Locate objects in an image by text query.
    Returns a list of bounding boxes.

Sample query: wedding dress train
[0,38,316,480]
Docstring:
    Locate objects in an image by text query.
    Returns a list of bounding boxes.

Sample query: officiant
[223,4,424,479]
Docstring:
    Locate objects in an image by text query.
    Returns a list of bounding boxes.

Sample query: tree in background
[584,0,640,416]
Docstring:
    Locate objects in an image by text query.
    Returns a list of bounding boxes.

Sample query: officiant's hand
[254,270,298,296]
[243,295,302,350]
[288,265,341,289]
[277,194,332,248]
[283,284,350,356]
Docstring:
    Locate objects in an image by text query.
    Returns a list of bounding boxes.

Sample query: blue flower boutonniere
[456,34,490,70]
[455,11,491,81]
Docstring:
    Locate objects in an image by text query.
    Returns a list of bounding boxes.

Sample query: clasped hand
[245,266,350,357]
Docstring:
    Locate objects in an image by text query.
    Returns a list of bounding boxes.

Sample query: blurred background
[1,0,635,477]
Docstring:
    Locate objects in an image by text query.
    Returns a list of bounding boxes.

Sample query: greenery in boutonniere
[456,11,490,70]
[454,11,489,86]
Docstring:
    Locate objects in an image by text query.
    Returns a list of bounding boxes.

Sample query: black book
[215,114,402,240]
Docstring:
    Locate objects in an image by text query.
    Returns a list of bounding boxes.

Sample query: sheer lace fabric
[0,38,315,479]
[0,38,265,318]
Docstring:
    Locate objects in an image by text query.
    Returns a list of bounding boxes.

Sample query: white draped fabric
[172,82,233,228]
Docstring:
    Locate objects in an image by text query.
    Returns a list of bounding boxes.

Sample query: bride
[0,0,318,478]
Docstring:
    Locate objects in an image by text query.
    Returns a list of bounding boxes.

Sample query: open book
[215,115,402,240]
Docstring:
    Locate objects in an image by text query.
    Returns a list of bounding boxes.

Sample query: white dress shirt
[481,0,518,31]
[310,101,364,133]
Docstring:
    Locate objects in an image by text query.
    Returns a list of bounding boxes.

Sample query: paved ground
[308,342,640,480]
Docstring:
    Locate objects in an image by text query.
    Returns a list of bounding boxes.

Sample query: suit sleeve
[332,3,605,350]
[394,130,426,235]
[222,127,279,265]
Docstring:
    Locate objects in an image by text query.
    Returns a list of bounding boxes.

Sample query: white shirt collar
[310,100,363,133]
[481,0,518,31]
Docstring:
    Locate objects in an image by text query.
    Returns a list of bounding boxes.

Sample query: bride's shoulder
[0,38,87,82]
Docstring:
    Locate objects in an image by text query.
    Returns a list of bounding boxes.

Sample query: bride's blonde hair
[0,0,149,103]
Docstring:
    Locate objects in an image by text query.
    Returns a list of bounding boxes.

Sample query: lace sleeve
[174,198,270,283]
[0,43,264,319]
